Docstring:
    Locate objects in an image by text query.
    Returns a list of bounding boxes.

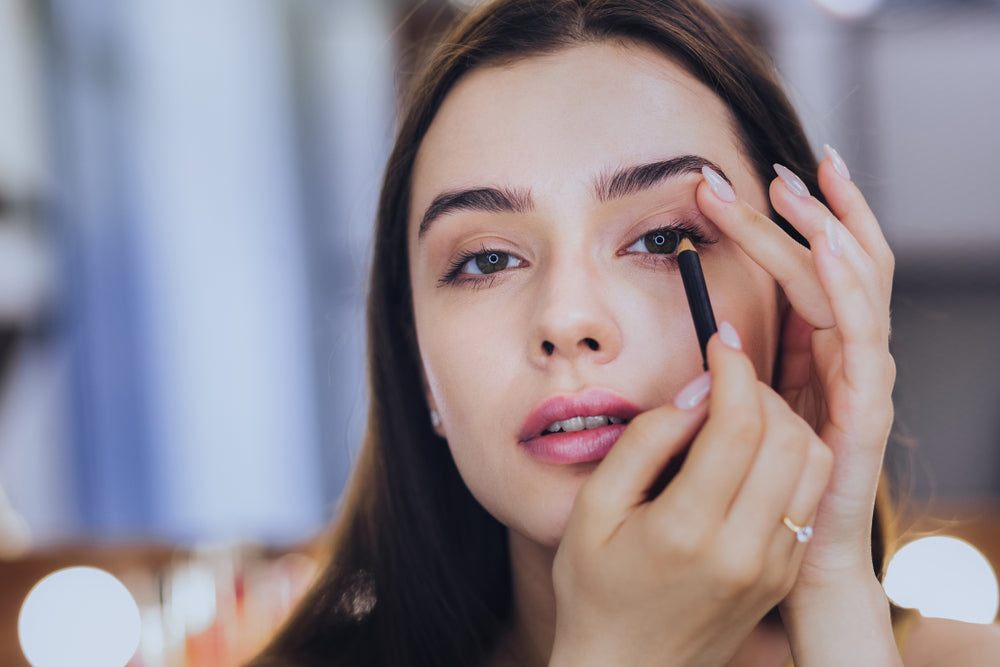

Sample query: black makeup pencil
[677,237,717,371]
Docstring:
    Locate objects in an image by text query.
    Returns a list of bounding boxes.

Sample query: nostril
[542,341,555,355]
[584,338,600,351]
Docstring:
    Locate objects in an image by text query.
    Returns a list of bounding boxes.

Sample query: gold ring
[782,516,814,543]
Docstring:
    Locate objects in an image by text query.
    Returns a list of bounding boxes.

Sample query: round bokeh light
[883,536,999,624]
[18,566,141,667]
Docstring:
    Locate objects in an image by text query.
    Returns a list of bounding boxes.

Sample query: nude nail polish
[773,163,810,197]
[719,321,742,350]
[674,372,712,410]
[824,144,851,181]
[825,217,843,257]
[702,165,736,203]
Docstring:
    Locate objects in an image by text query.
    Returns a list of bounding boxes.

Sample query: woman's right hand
[549,327,833,667]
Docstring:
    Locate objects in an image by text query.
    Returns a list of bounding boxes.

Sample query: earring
[430,410,441,428]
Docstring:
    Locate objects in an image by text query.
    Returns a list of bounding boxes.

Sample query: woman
[251,1,1000,665]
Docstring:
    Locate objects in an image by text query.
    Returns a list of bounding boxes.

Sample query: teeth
[543,414,626,434]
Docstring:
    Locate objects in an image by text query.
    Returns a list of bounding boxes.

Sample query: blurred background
[0,0,998,665]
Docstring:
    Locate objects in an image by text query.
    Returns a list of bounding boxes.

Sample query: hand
[696,149,896,594]
[550,332,833,667]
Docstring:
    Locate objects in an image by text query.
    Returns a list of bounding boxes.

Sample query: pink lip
[519,389,642,465]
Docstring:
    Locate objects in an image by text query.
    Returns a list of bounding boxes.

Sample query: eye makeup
[620,219,714,267]
[677,237,717,370]
[435,216,715,289]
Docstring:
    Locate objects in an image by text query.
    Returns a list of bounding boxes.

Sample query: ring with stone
[782,516,814,543]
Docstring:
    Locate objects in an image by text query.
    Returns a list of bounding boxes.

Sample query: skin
[407,42,1000,666]
[410,42,781,549]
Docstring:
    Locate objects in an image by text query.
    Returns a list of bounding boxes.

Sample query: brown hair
[250,1,889,665]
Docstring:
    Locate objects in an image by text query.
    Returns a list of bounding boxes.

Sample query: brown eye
[474,251,511,274]
[642,229,679,254]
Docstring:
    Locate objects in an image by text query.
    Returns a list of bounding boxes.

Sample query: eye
[465,250,522,275]
[626,228,680,254]
[438,247,527,287]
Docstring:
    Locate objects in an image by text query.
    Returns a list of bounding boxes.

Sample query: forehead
[410,41,743,223]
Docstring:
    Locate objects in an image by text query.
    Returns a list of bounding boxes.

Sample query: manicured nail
[825,217,843,257]
[773,163,810,197]
[702,165,736,203]
[719,320,742,349]
[674,372,712,410]
[824,144,851,180]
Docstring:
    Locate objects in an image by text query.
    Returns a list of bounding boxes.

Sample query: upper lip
[519,389,642,441]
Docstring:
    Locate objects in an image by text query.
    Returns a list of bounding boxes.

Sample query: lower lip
[520,424,628,465]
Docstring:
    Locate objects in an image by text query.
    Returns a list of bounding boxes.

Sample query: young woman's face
[409,42,781,548]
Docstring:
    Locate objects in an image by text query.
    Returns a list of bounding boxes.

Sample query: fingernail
[825,217,843,257]
[824,144,851,181]
[702,165,736,203]
[773,163,810,197]
[674,372,712,410]
[719,320,742,349]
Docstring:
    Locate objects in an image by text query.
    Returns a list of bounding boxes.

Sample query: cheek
[706,256,781,380]
[416,297,522,438]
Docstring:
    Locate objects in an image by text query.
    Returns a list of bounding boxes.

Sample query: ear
[420,365,447,439]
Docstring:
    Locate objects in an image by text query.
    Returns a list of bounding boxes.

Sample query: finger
[696,171,834,329]
[776,429,832,559]
[769,167,883,317]
[774,309,815,396]
[812,218,889,394]
[657,323,762,524]
[813,218,896,430]
[579,385,709,534]
[818,145,894,272]
[724,388,812,544]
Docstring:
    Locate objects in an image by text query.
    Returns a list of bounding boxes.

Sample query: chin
[516,468,591,549]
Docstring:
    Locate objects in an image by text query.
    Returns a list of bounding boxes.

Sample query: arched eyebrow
[418,186,533,238]
[417,154,730,240]
[594,154,729,202]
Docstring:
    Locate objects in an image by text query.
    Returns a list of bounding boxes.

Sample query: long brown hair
[250,1,889,665]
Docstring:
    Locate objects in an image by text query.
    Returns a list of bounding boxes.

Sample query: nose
[529,257,622,367]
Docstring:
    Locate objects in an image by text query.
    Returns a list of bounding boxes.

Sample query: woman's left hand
[695,147,896,596]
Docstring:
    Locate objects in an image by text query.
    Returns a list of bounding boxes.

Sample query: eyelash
[621,220,715,267]
[436,220,714,288]
[437,244,517,288]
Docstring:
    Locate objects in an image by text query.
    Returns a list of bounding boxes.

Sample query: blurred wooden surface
[1,503,998,666]
[0,543,176,667]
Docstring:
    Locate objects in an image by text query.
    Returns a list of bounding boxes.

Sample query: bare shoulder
[901,614,1000,666]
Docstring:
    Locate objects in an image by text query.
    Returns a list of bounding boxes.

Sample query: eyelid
[619,217,716,255]
[437,243,529,287]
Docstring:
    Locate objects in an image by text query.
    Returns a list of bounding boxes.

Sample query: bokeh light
[883,536,1000,624]
[18,566,141,667]
[813,0,883,20]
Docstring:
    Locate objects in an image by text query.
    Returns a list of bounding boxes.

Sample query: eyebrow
[594,154,728,202]
[417,154,730,239]
[418,186,533,238]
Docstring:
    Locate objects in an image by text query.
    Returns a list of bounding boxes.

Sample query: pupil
[476,251,508,274]
[644,230,678,254]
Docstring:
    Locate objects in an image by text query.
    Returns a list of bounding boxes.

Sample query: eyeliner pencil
[677,237,717,371]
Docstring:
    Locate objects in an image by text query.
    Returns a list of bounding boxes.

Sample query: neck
[493,530,559,667]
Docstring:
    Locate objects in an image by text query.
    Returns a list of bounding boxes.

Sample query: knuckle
[880,244,896,272]
[813,438,834,470]
[886,355,898,386]
[625,409,662,447]
[648,514,706,560]
[572,483,602,519]
[714,551,764,593]
[723,408,764,446]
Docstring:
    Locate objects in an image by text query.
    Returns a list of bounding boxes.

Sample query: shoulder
[900,614,1000,666]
